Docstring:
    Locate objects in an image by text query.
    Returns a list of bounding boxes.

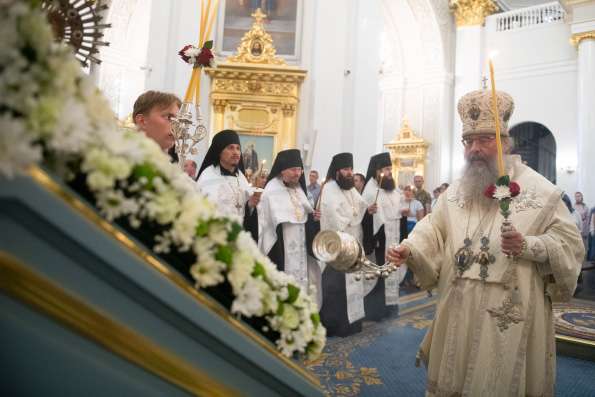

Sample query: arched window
[509,122,556,184]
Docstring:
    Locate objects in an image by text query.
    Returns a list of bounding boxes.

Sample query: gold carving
[449,0,498,27]
[227,8,286,65]
[571,30,595,47]
[384,119,429,187]
[25,165,321,388]
[205,9,306,156]
[213,99,227,113]
[0,251,240,397]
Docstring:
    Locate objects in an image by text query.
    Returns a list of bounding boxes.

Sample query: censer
[313,230,399,280]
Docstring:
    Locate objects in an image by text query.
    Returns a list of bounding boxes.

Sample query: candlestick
[489,60,505,177]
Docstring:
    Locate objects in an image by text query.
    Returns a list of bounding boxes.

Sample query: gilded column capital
[571,30,595,47]
[449,0,498,27]
[213,99,227,114]
[281,103,296,117]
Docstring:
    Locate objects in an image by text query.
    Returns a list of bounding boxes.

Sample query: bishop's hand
[368,203,378,214]
[387,245,410,267]
[501,223,525,257]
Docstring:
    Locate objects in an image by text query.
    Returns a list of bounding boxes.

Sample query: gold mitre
[457,89,514,137]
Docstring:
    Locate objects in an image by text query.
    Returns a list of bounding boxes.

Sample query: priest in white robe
[196,130,259,240]
[258,149,322,305]
[388,89,584,396]
[319,152,368,337]
[361,152,406,321]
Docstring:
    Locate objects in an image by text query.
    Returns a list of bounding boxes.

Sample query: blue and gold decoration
[554,300,595,342]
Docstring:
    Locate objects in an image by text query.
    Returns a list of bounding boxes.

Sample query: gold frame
[384,119,429,187]
[205,8,306,158]
[0,251,239,397]
[25,165,321,387]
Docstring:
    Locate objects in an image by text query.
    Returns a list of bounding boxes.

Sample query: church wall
[484,15,579,196]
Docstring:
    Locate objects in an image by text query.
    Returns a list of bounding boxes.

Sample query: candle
[257,159,266,176]
[315,178,328,211]
[489,60,505,177]
[183,0,220,105]
[374,172,385,204]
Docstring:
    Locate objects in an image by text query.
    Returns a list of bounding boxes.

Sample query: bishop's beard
[460,154,510,208]
[336,173,355,190]
[380,176,395,191]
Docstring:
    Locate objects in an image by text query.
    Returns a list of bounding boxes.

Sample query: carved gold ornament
[384,119,429,187]
[449,0,499,27]
[206,8,305,158]
[227,8,286,65]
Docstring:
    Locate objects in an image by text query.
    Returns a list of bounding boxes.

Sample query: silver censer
[313,230,399,280]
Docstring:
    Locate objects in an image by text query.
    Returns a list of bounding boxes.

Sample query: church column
[212,99,227,132]
[281,104,297,150]
[449,0,498,179]
[573,29,595,203]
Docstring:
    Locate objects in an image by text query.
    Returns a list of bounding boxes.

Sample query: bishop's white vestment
[402,156,584,396]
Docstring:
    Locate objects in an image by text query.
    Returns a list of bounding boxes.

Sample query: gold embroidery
[487,295,524,332]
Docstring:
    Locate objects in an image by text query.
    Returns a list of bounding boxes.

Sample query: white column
[451,25,484,180]
[576,35,595,204]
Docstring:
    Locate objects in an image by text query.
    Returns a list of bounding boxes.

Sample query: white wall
[484,14,579,196]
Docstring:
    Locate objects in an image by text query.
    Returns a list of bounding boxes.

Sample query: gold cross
[251,8,267,24]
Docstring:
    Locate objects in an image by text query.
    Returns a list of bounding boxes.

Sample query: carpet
[306,303,595,396]
[554,299,595,342]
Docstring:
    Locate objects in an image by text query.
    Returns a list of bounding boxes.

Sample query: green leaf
[500,199,510,213]
[286,284,300,304]
[132,163,159,189]
[276,301,284,316]
[215,245,233,266]
[195,222,209,237]
[252,262,266,278]
[227,222,243,242]
[496,175,510,186]
[204,40,214,49]
[311,313,320,327]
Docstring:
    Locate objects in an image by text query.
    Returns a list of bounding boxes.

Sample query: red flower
[178,45,194,63]
[484,184,496,199]
[196,47,214,67]
[509,181,521,197]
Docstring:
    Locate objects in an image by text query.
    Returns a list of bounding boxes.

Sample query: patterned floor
[307,303,595,396]
[554,299,595,341]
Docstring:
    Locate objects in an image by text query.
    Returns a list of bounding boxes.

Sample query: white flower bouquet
[0,0,325,359]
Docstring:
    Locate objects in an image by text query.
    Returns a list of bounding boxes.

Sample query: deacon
[319,153,368,337]
[361,152,406,321]
[388,90,584,396]
[196,129,259,239]
[258,149,322,305]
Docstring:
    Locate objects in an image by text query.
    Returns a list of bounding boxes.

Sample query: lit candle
[489,59,505,177]
[374,172,385,204]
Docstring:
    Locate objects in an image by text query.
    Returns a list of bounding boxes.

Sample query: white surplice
[196,165,252,220]
[361,179,407,303]
[258,177,322,306]
[320,180,368,323]
[402,155,584,396]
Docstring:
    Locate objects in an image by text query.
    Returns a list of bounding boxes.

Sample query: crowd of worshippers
[131,89,442,337]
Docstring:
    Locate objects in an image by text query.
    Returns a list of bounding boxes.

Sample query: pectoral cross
[481,76,488,90]
[454,238,473,276]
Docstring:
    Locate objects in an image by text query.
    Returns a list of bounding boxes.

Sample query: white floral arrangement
[0,0,325,358]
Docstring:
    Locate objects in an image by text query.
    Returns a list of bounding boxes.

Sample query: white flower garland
[0,1,325,359]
